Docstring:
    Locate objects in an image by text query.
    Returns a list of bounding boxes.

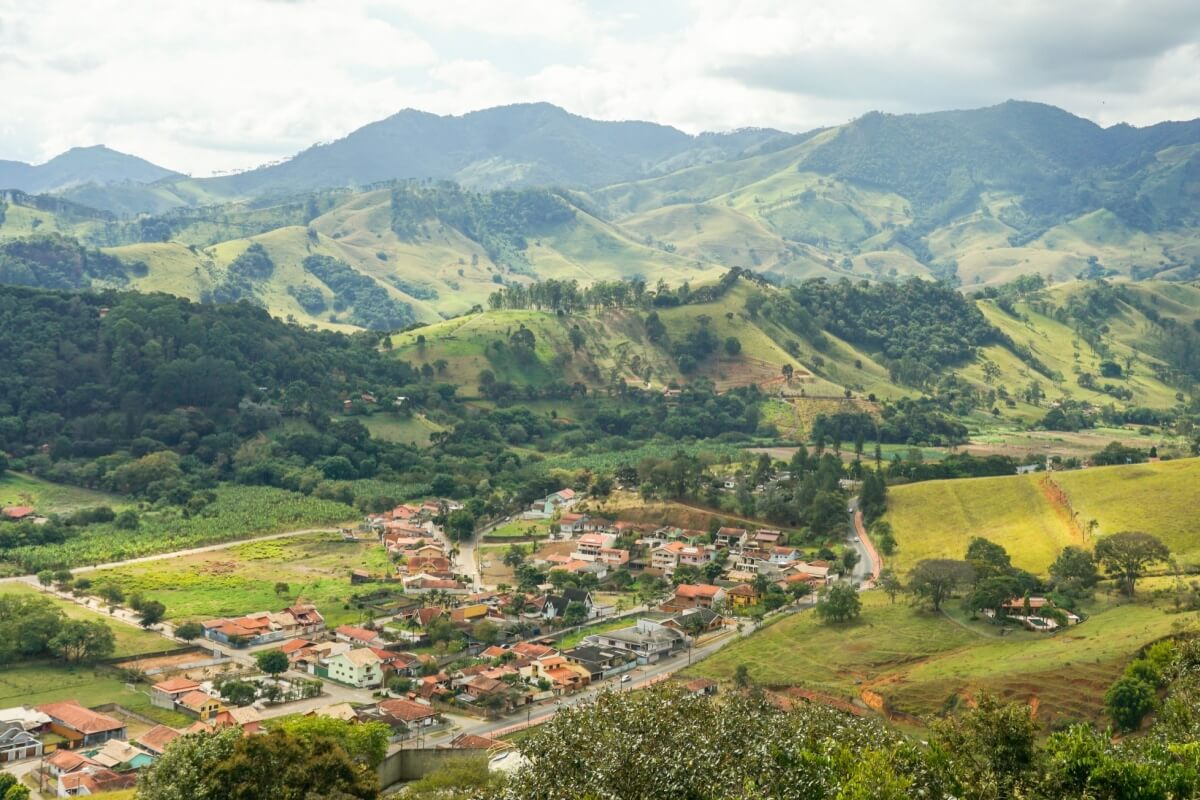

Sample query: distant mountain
[0,145,182,194]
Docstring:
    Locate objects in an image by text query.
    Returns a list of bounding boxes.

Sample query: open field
[82,532,395,629]
[883,457,1200,575]
[5,484,356,573]
[0,582,168,658]
[0,472,127,515]
[482,520,554,541]
[0,663,192,729]
[687,590,1197,728]
[355,413,447,447]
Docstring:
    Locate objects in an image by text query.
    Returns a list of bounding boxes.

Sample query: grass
[883,457,1200,575]
[0,663,192,728]
[355,413,446,447]
[556,617,640,649]
[81,532,395,628]
[687,589,1197,727]
[0,471,127,515]
[483,520,552,540]
[0,583,168,658]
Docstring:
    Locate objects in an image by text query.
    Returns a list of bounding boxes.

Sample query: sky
[2,0,1198,176]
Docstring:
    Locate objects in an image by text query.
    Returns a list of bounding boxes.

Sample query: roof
[717,527,748,537]
[554,488,576,500]
[686,678,717,692]
[336,625,380,643]
[311,703,358,721]
[152,677,200,694]
[89,739,145,768]
[177,691,220,710]
[675,584,723,599]
[449,733,507,750]
[135,725,182,755]
[728,583,758,597]
[1002,596,1052,609]
[379,698,438,722]
[47,748,96,771]
[279,638,314,654]
[38,700,124,735]
[1,506,35,519]
[341,648,383,667]
[655,541,687,554]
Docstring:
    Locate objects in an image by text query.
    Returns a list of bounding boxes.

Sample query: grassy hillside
[883,457,1200,575]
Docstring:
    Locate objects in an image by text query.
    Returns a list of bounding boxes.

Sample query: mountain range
[0,100,1198,331]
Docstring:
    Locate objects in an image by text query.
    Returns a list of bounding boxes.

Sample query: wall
[377,748,485,787]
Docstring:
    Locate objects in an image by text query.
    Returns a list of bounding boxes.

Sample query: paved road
[845,498,877,587]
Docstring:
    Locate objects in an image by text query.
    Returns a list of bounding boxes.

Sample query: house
[788,560,835,583]
[770,547,800,565]
[543,587,595,621]
[334,625,386,648]
[558,513,590,535]
[562,645,636,681]
[324,648,384,688]
[754,529,783,546]
[685,678,718,696]
[571,532,617,561]
[449,604,490,624]
[44,748,97,778]
[38,701,126,748]
[134,725,182,757]
[0,722,41,763]
[511,641,556,660]
[373,698,443,735]
[662,607,724,634]
[202,604,325,647]
[0,706,51,732]
[58,766,137,797]
[536,488,577,516]
[308,703,359,722]
[714,527,748,549]
[678,545,714,568]
[150,677,201,710]
[598,548,630,567]
[1,506,35,521]
[662,584,726,611]
[583,619,686,664]
[651,541,687,573]
[369,648,421,676]
[988,596,1082,631]
[84,738,155,770]
[727,583,760,608]
[176,691,225,721]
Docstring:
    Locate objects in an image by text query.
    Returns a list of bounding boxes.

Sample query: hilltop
[0,145,181,194]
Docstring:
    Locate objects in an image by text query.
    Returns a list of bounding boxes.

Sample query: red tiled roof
[279,638,314,654]
[336,625,379,643]
[152,677,200,694]
[38,700,124,735]
[135,725,183,755]
[177,691,220,710]
[675,584,723,599]
[449,733,506,750]
[379,699,437,722]
[1,506,35,519]
[46,749,96,771]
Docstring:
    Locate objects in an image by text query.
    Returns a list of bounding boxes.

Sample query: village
[0,484,1085,797]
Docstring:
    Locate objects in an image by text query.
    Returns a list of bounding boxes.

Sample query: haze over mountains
[0,99,1198,331]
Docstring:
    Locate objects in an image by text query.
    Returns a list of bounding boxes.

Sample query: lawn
[556,616,639,649]
[686,589,1194,727]
[0,583,168,658]
[355,413,446,447]
[883,457,1200,575]
[0,663,192,728]
[82,532,396,628]
[0,472,127,514]
[483,520,553,540]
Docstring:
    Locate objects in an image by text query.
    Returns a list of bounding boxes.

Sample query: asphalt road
[845,497,876,586]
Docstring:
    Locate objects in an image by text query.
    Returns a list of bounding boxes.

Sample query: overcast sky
[2,0,1198,176]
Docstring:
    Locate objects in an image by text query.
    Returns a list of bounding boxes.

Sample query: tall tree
[1094,532,1170,596]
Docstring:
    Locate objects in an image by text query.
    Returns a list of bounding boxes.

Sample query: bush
[1105,675,1155,731]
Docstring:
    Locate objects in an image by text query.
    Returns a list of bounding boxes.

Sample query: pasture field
[82,532,394,629]
[883,457,1200,575]
[687,589,1195,728]
[356,413,447,446]
[5,485,356,573]
[0,472,127,515]
[482,520,553,541]
[0,582,168,658]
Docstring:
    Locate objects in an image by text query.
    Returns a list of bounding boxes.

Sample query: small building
[37,701,126,749]
[365,699,444,739]
[685,678,718,696]
[84,738,155,770]
[334,625,387,648]
[176,691,225,721]
[134,725,183,757]
[662,607,724,634]
[324,648,384,688]
[150,677,201,711]
[583,619,686,664]
[0,721,42,763]
[727,583,760,608]
[1,506,35,521]
[714,527,748,549]
[662,584,726,611]
[562,646,636,681]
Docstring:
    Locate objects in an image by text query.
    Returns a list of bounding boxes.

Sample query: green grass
[0,663,192,727]
[883,457,1200,575]
[82,532,395,628]
[0,472,127,515]
[355,413,446,447]
[0,583,168,658]
[556,617,639,649]
[483,520,552,540]
[6,484,356,573]
[687,589,1195,727]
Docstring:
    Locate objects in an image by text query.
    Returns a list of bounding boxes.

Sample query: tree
[568,326,585,352]
[275,716,391,768]
[1049,546,1099,590]
[216,679,258,707]
[49,619,115,664]
[723,337,741,356]
[871,520,897,556]
[1094,532,1169,596]
[908,559,975,611]
[256,649,290,682]
[474,620,500,645]
[138,600,167,628]
[1105,675,1156,731]
[175,621,204,642]
[36,570,53,589]
[563,601,588,627]
[502,545,525,569]
[964,537,1013,583]
[733,664,752,689]
[138,727,243,800]
[840,548,860,574]
[445,509,476,542]
[781,363,794,381]
[96,584,125,607]
[929,694,1038,799]
[274,582,290,596]
[815,584,862,624]
[3,784,30,800]
[878,569,902,604]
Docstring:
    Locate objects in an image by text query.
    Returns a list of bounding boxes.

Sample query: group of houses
[200,604,327,647]
[361,500,471,593]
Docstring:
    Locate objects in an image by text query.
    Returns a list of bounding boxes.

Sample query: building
[543,587,595,621]
[0,722,41,763]
[583,619,686,663]
[714,527,748,549]
[150,677,201,711]
[133,725,183,757]
[201,604,325,647]
[536,488,577,516]
[562,646,636,681]
[370,699,443,737]
[662,607,724,635]
[324,648,384,688]
[571,532,617,561]
[84,738,155,770]
[176,691,225,721]
[37,701,126,749]
[58,766,137,796]
[727,583,760,608]
[662,584,726,611]
[651,541,687,573]
[334,625,387,648]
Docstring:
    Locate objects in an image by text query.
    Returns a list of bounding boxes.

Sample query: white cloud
[0,0,1197,175]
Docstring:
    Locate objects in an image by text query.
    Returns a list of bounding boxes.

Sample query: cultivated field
[82,532,394,629]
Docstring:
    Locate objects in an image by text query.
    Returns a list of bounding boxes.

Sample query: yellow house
[177,691,225,721]
[727,583,759,608]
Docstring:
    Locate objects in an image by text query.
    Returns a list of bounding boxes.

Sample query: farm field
[883,457,1200,575]
[686,590,1193,728]
[355,413,447,447]
[81,532,395,629]
[5,485,356,573]
[0,582,168,658]
[0,472,128,515]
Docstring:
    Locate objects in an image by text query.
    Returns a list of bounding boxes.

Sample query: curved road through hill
[845,497,880,587]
